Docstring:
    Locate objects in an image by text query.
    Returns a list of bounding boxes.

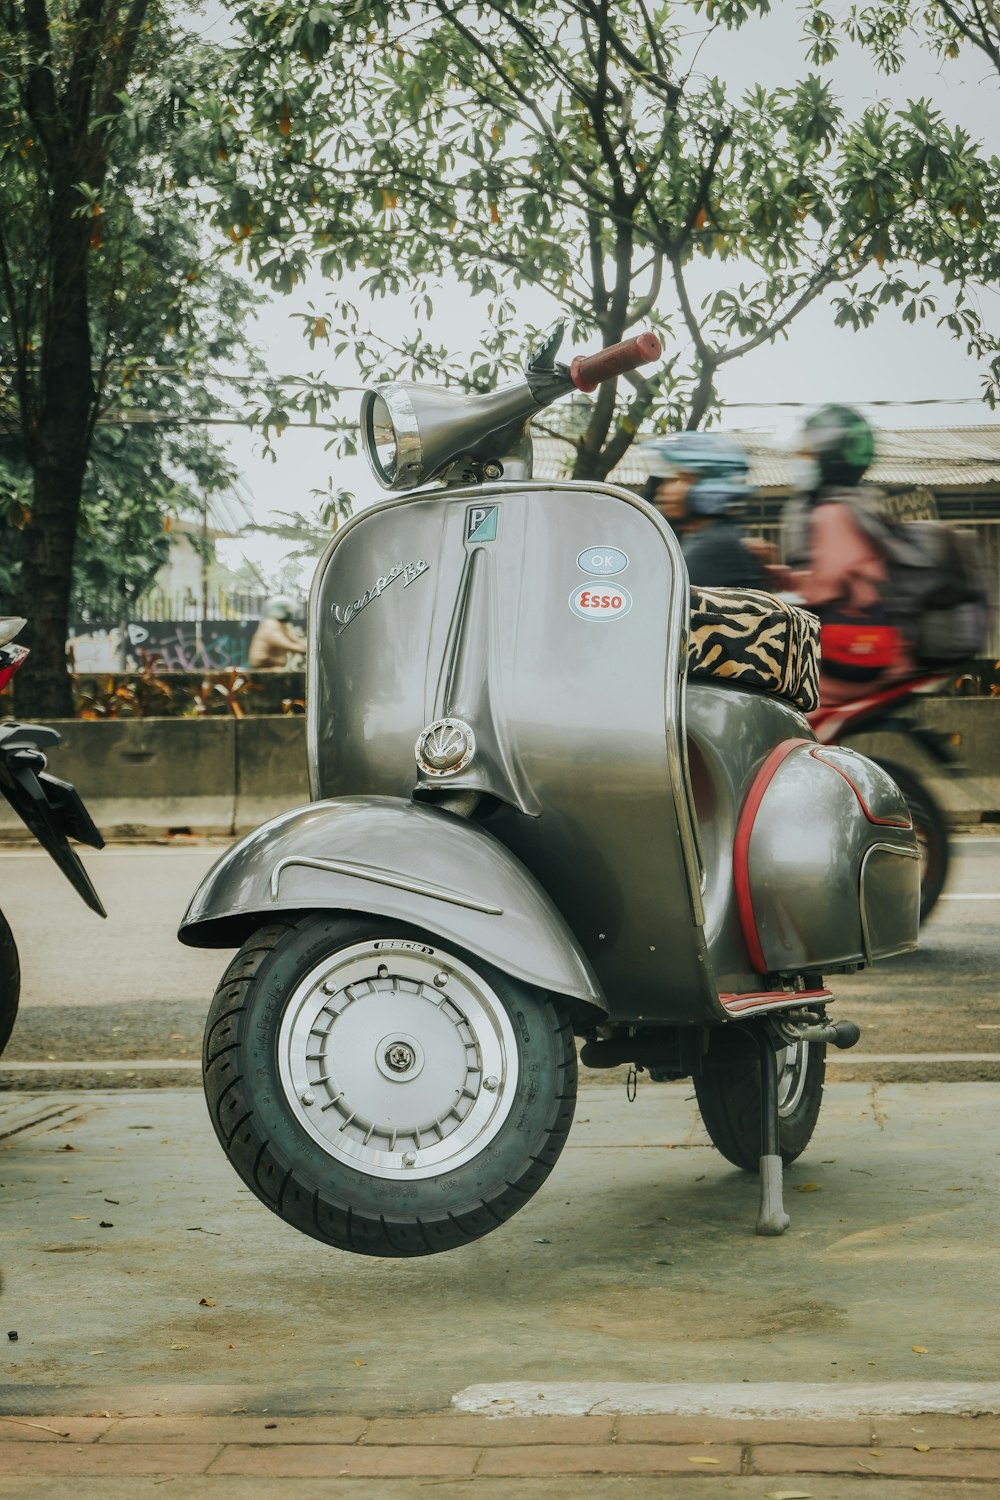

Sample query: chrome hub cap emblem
[375,1031,425,1083]
[415,717,476,777]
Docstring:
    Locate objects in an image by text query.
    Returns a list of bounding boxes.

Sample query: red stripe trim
[720,987,832,1016]
[808,749,913,828]
[732,738,813,976]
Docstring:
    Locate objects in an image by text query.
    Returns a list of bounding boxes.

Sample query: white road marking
[939,892,1000,899]
[826,1052,1000,1063]
[453,1381,1000,1419]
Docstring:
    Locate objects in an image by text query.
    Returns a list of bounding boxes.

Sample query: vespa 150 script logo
[332,559,429,630]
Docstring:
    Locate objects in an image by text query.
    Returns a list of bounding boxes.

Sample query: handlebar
[568,331,662,393]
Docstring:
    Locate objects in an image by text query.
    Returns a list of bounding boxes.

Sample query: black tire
[693,1032,826,1172]
[876,759,950,923]
[0,909,20,1059]
[202,915,577,1257]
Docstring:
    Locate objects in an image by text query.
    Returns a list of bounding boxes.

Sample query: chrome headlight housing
[360,386,424,490]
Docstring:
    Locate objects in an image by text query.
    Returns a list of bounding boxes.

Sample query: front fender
[179,794,605,1008]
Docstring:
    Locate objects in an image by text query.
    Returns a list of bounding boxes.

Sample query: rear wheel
[693,1032,826,1172]
[0,910,20,1058]
[203,915,577,1256]
[876,760,950,922]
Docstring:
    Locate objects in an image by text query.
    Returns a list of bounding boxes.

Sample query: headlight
[360,386,423,490]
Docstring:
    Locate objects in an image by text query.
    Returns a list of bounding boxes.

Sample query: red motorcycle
[808,675,954,922]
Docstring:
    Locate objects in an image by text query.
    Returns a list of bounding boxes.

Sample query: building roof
[531,423,1000,493]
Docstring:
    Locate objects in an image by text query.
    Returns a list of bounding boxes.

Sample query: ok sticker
[577,546,628,576]
[569,582,633,621]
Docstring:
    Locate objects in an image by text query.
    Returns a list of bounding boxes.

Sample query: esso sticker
[569,582,633,621]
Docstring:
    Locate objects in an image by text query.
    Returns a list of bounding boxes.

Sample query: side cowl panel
[179,794,605,1008]
[740,743,920,973]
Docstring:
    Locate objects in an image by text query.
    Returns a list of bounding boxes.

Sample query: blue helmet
[640,432,755,517]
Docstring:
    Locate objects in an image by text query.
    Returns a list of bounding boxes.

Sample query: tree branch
[429,0,615,208]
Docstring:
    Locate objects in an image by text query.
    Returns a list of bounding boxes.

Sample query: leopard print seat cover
[688,586,820,713]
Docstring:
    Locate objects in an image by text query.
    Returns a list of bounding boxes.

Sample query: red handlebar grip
[569,331,662,393]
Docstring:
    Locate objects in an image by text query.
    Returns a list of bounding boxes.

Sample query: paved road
[2,841,1000,1495]
[1,1077,999,1500]
[0,832,998,1074]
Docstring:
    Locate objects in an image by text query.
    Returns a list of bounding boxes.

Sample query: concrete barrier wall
[0,702,995,839]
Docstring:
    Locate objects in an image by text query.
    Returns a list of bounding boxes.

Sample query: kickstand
[755,1029,790,1237]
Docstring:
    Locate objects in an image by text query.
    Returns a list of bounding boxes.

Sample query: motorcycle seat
[688,586,820,712]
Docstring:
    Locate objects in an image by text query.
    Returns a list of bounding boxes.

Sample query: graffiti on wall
[67,619,306,673]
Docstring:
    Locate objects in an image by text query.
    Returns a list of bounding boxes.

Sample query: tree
[0,3,259,714]
[817,2,1000,81]
[211,1,1000,484]
[245,484,353,573]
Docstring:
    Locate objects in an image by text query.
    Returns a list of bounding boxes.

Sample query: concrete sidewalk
[2,1081,999,1492]
[0,1410,999,1495]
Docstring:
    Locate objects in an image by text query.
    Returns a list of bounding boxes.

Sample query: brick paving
[0,1411,998,1484]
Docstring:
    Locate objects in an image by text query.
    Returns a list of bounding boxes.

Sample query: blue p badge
[466,504,499,543]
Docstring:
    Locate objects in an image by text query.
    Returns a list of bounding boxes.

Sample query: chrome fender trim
[269,854,504,916]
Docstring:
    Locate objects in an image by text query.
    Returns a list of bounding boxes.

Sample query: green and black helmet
[798,404,875,487]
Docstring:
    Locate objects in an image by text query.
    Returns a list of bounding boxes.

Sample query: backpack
[839,493,992,666]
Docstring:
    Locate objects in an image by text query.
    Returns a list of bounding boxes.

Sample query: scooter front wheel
[202,915,577,1256]
[693,1034,826,1173]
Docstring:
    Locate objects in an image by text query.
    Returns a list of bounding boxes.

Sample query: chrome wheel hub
[277,940,518,1180]
[777,1041,809,1117]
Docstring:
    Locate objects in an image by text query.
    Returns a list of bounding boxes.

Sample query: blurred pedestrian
[640,432,768,589]
[248,596,307,669]
[764,404,915,705]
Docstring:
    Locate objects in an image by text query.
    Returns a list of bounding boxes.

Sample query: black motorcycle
[0,620,105,1058]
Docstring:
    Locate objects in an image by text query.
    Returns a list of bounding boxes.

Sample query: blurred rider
[765,404,915,704]
[640,432,768,589]
[248,595,307,669]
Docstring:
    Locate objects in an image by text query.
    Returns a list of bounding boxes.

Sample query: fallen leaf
[353,1359,365,1367]
[61,1144,75,1152]
[797,1183,821,1193]
[912,1345,928,1354]
[69,1216,90,1221]
[169,1344,189,1351]
[199,1298,216,1307]
[766,1492,813,1500]
[99,1221,113,1229]
[89,1350,106,1356]
[914,1444,932,1452]
[688,1456,721,1465]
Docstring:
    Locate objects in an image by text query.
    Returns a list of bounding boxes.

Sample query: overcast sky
[206,3,1000,586]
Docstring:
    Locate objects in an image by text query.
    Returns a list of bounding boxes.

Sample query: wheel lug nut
[483,1075,499,1092]
[433,971,448,988]
[300,1091,315,1106]
[402,1151,417,1167]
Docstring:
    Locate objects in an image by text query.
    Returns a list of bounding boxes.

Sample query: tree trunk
[13,190,94,718]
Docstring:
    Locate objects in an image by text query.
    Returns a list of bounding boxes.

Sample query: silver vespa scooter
[180,327,920,1255]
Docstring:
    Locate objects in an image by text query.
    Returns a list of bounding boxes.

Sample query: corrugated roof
[531,423,1000,492]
